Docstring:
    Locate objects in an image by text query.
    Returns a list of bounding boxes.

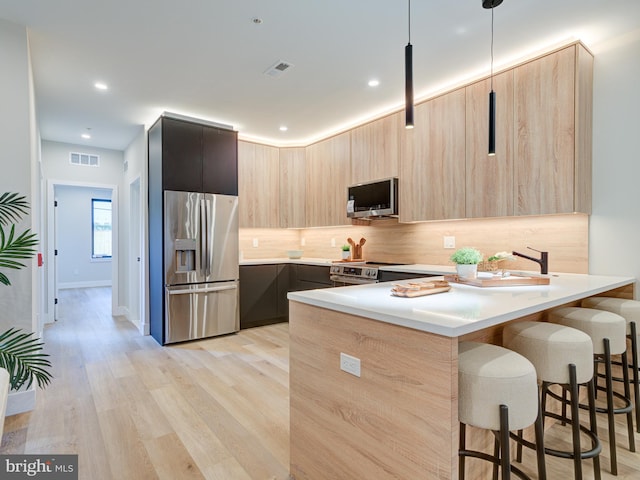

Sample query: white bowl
[287,250,303,259]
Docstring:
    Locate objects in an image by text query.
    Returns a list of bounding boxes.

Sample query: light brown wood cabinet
[305,132,351,227]
[514,44,592,215]
[399,88,466,222]
[238,141,280,228]
[350,112,401,184]
[279,147,306,228]
[465,70,515,218]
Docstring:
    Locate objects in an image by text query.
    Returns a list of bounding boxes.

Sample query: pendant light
[483,0,503,156]
[405,0,414,129]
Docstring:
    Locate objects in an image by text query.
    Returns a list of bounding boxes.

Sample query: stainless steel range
[329,262,395,285]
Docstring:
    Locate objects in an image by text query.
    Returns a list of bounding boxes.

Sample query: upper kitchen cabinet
[399,88,466,222]
[350,112,401,184]
[465,70,515,218]
[279,147,306,229]
[305,132,351,227]
[514,43,593,215]
[203,127,238,195]
[238,141,280,228]
[149,115,238,195]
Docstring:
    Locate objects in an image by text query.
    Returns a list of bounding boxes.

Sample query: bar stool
[458,341,546,480]
[582,296,640,433]
[503,321,601,480]
[549,306,636,475]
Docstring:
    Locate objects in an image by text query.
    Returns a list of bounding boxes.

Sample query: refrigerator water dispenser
[174,238,196,272]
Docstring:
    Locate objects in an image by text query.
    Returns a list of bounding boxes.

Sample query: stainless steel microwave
[347,177,398,218]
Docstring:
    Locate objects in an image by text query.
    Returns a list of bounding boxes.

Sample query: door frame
[45,179,119,323]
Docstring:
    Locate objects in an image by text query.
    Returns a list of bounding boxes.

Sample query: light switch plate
[252,238,259,248]
[444,236,456,249]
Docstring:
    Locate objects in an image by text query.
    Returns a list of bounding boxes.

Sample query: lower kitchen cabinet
[290,264,333,291]
[240,263,333,329]
[239,264,289,329]
[377,270,435,283]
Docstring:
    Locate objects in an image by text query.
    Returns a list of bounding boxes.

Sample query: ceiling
[0,0,638,151]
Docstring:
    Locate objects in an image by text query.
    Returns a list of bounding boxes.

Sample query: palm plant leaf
[0,328,53,390]
[0,225,38,285]
[0,192,30,226]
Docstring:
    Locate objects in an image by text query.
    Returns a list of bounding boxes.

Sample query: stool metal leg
[620,350,636,452]
[493,436,500,480]
[569,364,583,480]
[587,377,602,480]
[603,338,618,475]
[630,321,640,433]
[499,404,511,480]
[533,404,547,480]
[459,423,467,480]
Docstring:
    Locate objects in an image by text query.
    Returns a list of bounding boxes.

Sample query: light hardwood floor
[1,287,290,479]
[2,287,640,479]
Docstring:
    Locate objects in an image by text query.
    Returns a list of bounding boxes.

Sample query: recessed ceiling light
[368,79,380,87]
[94,82,108,91]
[279,126,288,132]
[81,133,91,139]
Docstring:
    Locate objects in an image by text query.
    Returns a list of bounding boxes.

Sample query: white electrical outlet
[331,238,336,247]
[444,236,456,249]
[252,238,259,248]
[301,237,306,246]
[340,353,361,377]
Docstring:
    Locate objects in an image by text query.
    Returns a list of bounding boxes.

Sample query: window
[92,199,112,259]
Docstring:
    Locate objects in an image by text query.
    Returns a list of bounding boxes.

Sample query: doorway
[46,180,119,323]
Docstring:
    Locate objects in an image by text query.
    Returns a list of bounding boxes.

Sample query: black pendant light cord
[408,0,411,45]
[490,6,494,92]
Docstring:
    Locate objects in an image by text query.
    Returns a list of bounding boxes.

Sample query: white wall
[589,28,640,288]
[41,140,123,318]
[121,127,147,331]
[55,186,113,288]
[0,19,36,334]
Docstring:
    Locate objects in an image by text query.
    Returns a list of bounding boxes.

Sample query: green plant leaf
[0,328,53,390]
[0,226,38,285]
[0,192,30,226]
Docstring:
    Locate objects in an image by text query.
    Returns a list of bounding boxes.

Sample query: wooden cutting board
[391,280,451,297]
[443,274,550,287]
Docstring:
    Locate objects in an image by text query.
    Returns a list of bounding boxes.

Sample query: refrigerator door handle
[199,198,206,274]
[167,284,238,295]
[204,197,211,277]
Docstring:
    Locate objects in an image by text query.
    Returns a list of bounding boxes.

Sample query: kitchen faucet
[512,247,549,275]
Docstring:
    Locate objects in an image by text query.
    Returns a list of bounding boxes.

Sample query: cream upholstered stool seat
[458,341,546,480]
[582,296,640,433]
[503,321,601,480]
[549,306,636,476]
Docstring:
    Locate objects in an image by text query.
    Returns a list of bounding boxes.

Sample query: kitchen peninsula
[287,273,635,480]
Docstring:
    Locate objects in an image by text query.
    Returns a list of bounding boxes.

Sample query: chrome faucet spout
[512,249,549,275]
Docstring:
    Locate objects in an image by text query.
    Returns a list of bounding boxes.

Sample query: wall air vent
[263,60,294,77]
[70,152,99,167]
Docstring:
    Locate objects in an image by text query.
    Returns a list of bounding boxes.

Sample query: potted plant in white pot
[0,192,53,416]
[340,244,351,260]
[450,247,483,280]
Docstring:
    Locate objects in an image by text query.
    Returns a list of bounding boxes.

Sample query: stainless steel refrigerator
[163,190,239,343]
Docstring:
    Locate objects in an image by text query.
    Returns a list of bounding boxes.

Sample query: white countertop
[287,273,635,337]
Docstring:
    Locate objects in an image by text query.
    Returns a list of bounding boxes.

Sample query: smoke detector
[263,60,294,77]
